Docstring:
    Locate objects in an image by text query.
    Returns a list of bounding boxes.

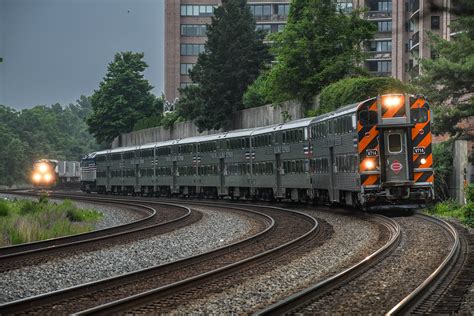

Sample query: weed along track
[0,192,198,272]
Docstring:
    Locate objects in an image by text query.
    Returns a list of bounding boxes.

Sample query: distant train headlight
[33,173,42,182]
[44,173,52,182]
[38,163,49,173]
[364,159,375,170]
[420,158,427,165]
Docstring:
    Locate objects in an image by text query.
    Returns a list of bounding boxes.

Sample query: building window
[181,24,207,37]
[367,60,392,74]
[336,0,353,13]
[378,1,392,12]
[377,20,392,32]
[250,5,271,20]
[180,63,194,75]
[431,16,440,29]
[256,24,272,34]
[369,40,392,52]
[180,5,215,17]
[180,44,205,56]
[276,4,290,16]
[277,24,286,32]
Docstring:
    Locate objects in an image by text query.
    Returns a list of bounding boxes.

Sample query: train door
[135,164,139,192]
[106,166,110,191]
[219,158,225,196]
[275,153,282,198]
[383,129,409,182]
[329,147,336,202]
[172,161,177,194]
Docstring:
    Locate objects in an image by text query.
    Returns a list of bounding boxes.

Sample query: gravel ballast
[170,209,382,314]
[0,206,258,303]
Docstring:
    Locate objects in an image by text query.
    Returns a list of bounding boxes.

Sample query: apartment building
[164,0,452,102]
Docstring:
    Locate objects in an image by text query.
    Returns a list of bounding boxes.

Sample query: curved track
[387,214,462,315]
[0,203,318,315]
[255,214,401,315]
[0,192,196,272]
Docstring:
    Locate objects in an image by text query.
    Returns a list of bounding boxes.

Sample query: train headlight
[32,173,42,182]
[44,173,52,182]
[382,95,403,107]
[38,163,48,173]
[364,159,375,170]
[420,158,427,165]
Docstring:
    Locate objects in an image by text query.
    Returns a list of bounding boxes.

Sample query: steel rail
[0,203,275,315]
[70,205,319,315]
[0,193,193,268]
[386,214,460,315]
[254,214,401,315]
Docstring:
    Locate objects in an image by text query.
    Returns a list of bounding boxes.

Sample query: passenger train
[81,94,434,210]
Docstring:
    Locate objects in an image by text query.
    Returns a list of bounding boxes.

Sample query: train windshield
[359,110,378,126]
[410,108,428,123]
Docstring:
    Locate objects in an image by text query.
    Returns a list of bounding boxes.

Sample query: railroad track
[0,192,197,272]
[255,214,400,315]
[387,214,465,315]
[256,213,464,315]
[0,203,320,314]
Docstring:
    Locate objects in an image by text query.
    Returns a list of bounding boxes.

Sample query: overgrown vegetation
[313,77,414,116]
[0,197,102,246]
[427,184,474,228]
[0,96,101,186]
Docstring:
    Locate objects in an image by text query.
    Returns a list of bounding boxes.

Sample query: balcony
[365,11,392,20]
[365,51,392,61]
[368,71,391,77]
[254,14,288,22]
[410,31,420,50]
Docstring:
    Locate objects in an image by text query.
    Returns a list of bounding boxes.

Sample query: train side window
[410,108,428,123]
[388,133,402,153]
[359,110,378,126]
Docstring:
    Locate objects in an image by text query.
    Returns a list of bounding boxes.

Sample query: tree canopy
[246,0,376,106]
[87,52,160,143]
[415,0,474,139]
[177,0,271,131]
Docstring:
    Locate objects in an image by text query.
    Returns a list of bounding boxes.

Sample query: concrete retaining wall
[112,101,305,148]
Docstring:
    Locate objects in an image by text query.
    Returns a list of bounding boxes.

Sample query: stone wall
[111,101,305,148]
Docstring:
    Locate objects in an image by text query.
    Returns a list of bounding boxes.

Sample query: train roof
[251,117,314,136]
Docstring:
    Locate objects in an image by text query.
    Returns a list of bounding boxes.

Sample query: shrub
[0,200,9,217]
[432,141,454,201]
[318,77,414,114]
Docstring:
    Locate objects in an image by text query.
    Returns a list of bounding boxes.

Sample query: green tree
[250,0,376,105]
[415,0,474,139]
[87,52,157,143]
[182,0,271,131]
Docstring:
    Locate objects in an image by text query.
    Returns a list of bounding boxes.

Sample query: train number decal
[366,149,378,157]
[413,147,426,154]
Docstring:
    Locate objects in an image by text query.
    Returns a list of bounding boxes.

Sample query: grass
[426,199,474,228]
[0,197,103,247]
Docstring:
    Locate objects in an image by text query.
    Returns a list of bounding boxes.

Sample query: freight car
[83,94,434,210]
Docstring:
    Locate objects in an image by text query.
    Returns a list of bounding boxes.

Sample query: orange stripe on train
[358,126,378,153]
[363,175,379,186]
